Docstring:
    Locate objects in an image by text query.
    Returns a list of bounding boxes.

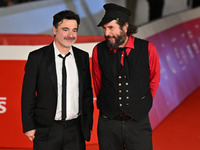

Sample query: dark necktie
[113,48,130,79]
[58,52,71,120]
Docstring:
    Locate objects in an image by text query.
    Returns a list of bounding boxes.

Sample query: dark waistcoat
[96,37,153,121]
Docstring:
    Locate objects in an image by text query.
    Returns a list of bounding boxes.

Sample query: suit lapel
[45,45,83,111]
[45,43,57,96]
[72,46,83,111]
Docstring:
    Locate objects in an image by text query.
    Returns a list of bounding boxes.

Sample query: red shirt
[92,36,160,99]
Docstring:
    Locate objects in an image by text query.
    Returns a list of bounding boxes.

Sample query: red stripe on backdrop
[0,34,104,45]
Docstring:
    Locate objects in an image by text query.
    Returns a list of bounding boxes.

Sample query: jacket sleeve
[82,52,94,141]
[92,45,102,97]
[21,52,38,133]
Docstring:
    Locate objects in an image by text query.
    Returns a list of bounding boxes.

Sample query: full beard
[105,31,126,49]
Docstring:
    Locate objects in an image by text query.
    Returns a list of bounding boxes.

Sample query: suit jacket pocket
[34,127,50,141]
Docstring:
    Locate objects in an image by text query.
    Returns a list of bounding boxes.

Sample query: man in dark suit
[21,10,93,150]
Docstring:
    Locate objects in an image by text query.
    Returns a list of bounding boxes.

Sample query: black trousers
[147,0,164,21]
[33,118,85,150]
[97,115,152,150]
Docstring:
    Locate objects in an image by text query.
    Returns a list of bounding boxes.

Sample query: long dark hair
[117,20,138,36]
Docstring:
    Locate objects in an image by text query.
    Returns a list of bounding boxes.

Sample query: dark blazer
[21,42,93,141]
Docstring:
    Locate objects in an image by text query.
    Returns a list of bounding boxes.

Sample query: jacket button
[120,104,122,107]
[119,83,122,86]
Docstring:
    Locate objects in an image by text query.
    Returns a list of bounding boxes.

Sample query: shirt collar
[53,41,73,57]
[125,36,135,49]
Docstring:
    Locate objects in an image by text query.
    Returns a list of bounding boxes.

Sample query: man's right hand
[25,129,36,141]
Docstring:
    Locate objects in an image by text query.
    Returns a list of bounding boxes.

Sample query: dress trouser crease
[98,115,152,150]
[33,117,85,150]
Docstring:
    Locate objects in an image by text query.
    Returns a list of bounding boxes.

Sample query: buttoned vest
[96,37,153,121]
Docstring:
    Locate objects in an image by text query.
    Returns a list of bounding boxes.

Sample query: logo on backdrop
[0,97,7,114]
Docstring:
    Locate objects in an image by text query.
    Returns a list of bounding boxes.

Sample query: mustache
[64,37,76,40]
[105,35,115,39]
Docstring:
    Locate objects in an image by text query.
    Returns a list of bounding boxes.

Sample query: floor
[152,87,200,150]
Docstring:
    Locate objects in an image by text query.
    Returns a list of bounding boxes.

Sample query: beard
[105,30,127,49]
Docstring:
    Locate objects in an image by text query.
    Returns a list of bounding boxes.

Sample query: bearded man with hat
[92,3,160,150]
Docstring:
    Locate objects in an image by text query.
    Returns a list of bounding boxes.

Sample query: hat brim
[97,17,114,27]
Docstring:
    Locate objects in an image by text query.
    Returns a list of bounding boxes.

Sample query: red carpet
[1,88,199,150]
[152,87,200,150]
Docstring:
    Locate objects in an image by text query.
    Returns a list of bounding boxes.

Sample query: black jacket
[21,43,93,141]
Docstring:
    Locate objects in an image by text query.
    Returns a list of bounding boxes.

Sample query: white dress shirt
[53,42,79,120]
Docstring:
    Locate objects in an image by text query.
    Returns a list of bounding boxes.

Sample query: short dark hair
[117,20,138,36]
[53,10,80,28]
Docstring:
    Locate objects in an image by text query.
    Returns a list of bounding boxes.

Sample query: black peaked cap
[97,3,131,27]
